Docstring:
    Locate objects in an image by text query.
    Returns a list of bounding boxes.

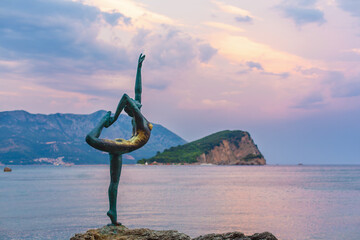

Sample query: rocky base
[70,225,278,240]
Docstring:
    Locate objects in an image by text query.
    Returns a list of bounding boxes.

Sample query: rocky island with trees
[139,130,265,165]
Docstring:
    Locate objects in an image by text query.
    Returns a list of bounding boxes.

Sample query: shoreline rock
[70,225,278,240]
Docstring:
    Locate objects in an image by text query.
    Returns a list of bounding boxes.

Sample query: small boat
[4,167,12,172]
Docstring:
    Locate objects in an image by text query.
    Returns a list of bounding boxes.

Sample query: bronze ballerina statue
[86,53,152,225]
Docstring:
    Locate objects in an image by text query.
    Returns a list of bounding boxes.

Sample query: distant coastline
[0,110,186,165]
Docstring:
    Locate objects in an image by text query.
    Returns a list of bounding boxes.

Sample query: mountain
[139,130,265,165]
[0,110,186,165]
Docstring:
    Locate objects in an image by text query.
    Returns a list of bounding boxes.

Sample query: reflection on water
[0,165,359,240]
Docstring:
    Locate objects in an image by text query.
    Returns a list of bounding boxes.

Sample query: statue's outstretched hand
[138,53,145,68]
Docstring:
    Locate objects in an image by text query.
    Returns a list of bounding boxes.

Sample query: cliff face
[197,133,265,165]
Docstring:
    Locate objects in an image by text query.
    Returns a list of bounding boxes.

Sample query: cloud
[278,0,325,26]
[236,70,250,75]
[0,0,143,99]
[289,0,317,6]
[243,61,289,78]
[132,25,215,69]
[336,49,360,62]
[123,26,220,93]
[318,70,360,98]
[102,11,131,26]
[336,0,360,18]
[350,49,360,55]
[235,16,253,23]
[136,26,197,69]
[282,7,325,25]
[261,71,290,78]
[144,82,168,91]
[212,1,256,21]
[246,61,264,70]
[38,77,124,98]
[212,1,255,24]
[204,22,244,32]
[132,29,151,48]
[0,0,219,100]
[0,0,132,70]
[198,44,218,63]
[201,99,238,108]
[327,73,360,98]
[332,81,360,98]
[292,92,325,109]
[299,68,360,99]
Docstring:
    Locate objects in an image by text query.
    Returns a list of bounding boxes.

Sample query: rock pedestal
[70,225,278,240]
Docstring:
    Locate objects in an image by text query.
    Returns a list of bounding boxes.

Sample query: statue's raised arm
[135,53,145,104]
[109,53,145,125]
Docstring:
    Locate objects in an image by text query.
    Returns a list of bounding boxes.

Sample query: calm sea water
[0,165,359,240]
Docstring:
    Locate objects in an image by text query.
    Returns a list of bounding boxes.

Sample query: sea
[0,165,359,240]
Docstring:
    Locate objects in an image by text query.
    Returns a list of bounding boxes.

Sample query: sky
[1,0,360,164]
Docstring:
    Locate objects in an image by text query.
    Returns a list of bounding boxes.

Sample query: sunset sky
[1,0,360,164]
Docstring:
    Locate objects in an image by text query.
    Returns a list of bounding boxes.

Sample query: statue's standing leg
[107,153,122,225]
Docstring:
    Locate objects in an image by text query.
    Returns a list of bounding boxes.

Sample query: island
[138,130,265,165]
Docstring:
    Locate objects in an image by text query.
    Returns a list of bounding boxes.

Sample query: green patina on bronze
[85,53,152,225]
